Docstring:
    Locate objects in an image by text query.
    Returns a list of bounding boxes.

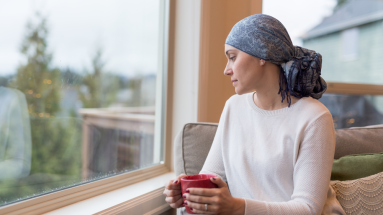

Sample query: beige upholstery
[174,123,383,177]
[334,125,383,159]
[174,123,218,176]
[330,171,383,214]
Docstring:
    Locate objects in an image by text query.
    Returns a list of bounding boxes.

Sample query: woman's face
[224,44,265,95]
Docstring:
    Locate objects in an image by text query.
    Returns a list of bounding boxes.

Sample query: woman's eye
[229,56,236,61]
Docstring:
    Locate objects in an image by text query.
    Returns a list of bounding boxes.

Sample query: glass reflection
[0,0,160,206]
[320,94,383,129]
[0,87,31,181]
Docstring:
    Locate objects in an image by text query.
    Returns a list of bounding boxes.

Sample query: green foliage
[0,13,82,205]
[9,13,60,118]
[78,48,119,108]
[128,77,143,106]
[7,13,81,176]
[334,0,349,11]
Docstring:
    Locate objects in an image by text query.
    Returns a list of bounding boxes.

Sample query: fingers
[176,173,187,181]
[187,187,218,197]
[165,193,182,204]
[163,188,182,197]
[164,174,187,209]
[168,195,184,209]
[183,193,216,205]
[185,201,217,214]
[165,179,181,190]
[165,174,186,190]
[210,177,227,188]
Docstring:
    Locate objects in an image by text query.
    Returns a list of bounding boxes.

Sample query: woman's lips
[232,80,238,86]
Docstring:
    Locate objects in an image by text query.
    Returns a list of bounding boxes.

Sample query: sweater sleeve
[0,92,31,180]
[199,102,228,182]
[244,112,336,215]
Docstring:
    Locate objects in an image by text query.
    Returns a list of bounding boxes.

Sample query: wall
[198,0,263,123]
[166,0,263,172]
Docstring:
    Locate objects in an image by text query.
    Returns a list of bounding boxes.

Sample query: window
[264,0,383,129]
[0,0,169,209]
[341,27,359,61]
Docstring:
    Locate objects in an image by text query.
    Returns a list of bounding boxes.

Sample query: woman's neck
[252,91,299,111]
[252,65,299,110]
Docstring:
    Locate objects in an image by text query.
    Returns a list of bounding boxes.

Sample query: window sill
[44,172,176,215]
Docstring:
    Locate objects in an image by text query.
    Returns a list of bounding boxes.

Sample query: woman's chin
[235,88,251,95]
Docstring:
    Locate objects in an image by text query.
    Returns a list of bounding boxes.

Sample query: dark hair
[278,46,324,106]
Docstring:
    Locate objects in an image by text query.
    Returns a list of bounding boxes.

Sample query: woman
[163,14,345,215]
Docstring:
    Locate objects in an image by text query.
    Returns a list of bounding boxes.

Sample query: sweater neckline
[247,92,304,116]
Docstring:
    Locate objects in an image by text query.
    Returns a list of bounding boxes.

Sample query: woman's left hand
[183,177,245,215]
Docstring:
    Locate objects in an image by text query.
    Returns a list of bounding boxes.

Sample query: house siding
[303,20,383,85]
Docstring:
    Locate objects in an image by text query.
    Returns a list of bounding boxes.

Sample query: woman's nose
[224,62,232,76]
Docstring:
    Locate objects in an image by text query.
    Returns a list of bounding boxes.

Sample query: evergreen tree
[78,48,119,108]
[8,13,81,177]
[128,76,142,107]
[9,13,60,118]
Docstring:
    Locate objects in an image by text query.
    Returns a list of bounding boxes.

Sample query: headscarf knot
[281,46,327,100]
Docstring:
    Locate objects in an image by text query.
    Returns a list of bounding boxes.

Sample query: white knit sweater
[199,92,345,215]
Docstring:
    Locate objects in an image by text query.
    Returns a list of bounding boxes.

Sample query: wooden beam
[326,82,383,95]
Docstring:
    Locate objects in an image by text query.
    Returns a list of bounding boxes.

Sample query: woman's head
[226,14,294,65]
[224,44,280,95]
[225,14,327,105]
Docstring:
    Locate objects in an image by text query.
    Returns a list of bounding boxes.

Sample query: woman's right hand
[164,174,187,208]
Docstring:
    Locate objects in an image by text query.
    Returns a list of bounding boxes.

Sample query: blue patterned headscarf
[225,14,327,106]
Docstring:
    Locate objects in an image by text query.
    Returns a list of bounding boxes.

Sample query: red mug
[180,174,218,214]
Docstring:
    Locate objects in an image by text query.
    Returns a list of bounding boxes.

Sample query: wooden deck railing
[78,107,156,179]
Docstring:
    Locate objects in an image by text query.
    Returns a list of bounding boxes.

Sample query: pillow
[330,172,383,214]
[331,152,383,181]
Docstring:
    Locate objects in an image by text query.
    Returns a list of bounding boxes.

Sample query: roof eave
[303,10,383,40]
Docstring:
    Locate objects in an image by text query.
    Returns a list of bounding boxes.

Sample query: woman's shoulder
[294,96,332,121]
[298,96,329,112]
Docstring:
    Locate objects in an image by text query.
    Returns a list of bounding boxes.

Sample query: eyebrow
[225,49,235,56]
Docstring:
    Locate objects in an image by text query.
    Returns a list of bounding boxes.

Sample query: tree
[8,13,81,177]
[128,76,143,107]
[10,13,60,117]
[78,48,119,108]
[334,0,349,11]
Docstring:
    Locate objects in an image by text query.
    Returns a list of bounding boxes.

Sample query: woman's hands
[163,174,187,208]
[183,177,245,215]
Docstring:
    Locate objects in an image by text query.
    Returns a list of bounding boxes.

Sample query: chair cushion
[331,171,383,214]
[174,123,218,176]
[331,152,383,181]
[334,125,383,159]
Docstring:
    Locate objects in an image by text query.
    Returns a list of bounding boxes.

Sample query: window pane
[341,27,359,61]
[264,0,383,126]
[319,94,383,129]
[264,0,383,85]
[0,0,165,206]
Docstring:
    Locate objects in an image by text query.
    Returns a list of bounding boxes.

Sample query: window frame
[326,82,383,95]
[0,0,172,214]
[340,27,359,61]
